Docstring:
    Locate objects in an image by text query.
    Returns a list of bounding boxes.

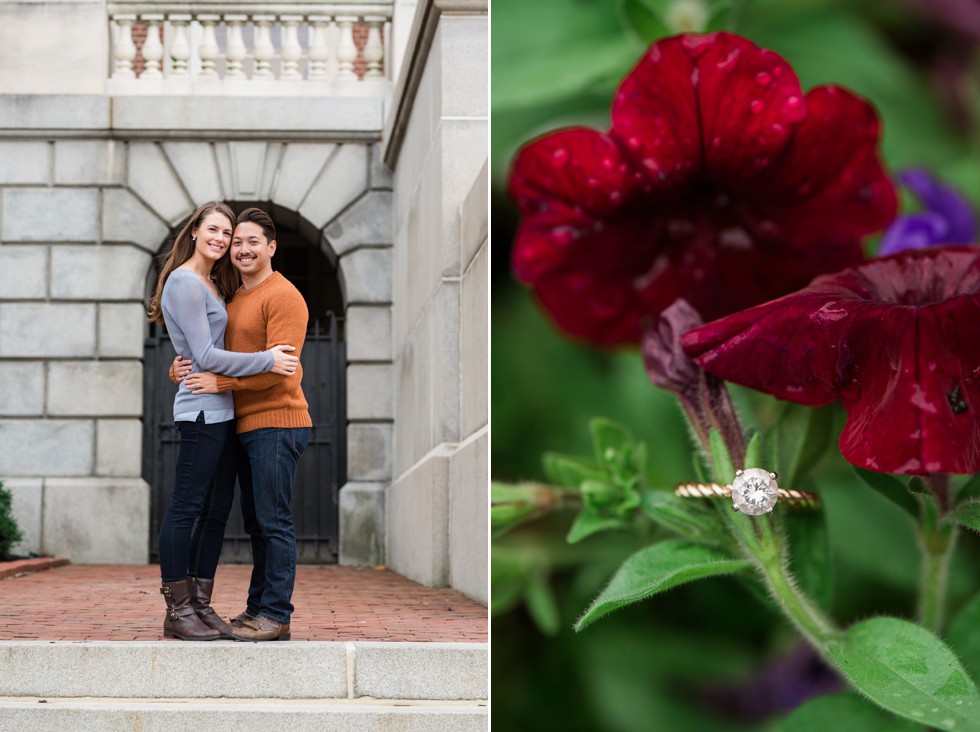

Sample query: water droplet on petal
[771,123,784,134]
[550,226,577,245]
[643,158,660,172]
[551,148,569,167]
[586,177,600,188]
[716,49,740,70]
[750,99,764,114]
[601,156,615,171]
[711,136,722,149]
[719,227,752,250]
[786,95,801,109]
[755,71,771,86]
[609,191,622,204]
[627,136,642,150]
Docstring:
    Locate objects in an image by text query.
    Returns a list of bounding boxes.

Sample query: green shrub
[0,481,23,560]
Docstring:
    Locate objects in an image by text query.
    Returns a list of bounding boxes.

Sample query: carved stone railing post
[281,15,304,79]
[198,15,220,77]
[308,15,332,79]
[225,14,248,78]
[141,14,165,78]
[253,15,276,78]
[335,16,358,80]
[168,14,191,77]
[108,4,392,86]
[363,16,385,79]
[111,14,137,79]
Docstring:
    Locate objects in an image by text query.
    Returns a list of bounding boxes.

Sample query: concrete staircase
[0,640,488,730]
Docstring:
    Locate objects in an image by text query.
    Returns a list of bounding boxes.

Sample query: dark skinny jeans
[158,412,238,582]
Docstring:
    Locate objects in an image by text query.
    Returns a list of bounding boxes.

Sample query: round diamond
[731,468,778,515]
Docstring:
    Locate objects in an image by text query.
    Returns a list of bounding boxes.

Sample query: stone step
[0,641,487,701]
[0,697,488,732]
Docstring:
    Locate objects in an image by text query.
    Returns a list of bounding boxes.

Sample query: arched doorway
[142,205,346,564]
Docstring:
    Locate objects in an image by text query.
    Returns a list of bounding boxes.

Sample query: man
[176,207,311,642]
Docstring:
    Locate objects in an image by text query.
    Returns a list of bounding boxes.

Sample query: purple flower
[878,168,976,256]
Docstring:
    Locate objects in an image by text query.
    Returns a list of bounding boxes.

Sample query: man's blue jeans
[237,427,311,625]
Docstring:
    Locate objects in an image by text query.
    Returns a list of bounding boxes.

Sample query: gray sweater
[161,269,274,423]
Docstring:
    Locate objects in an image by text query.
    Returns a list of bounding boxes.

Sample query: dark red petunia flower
[509,32,897,347]
[681,247,980,475]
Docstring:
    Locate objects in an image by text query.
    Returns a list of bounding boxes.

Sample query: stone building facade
[0,0,487,603]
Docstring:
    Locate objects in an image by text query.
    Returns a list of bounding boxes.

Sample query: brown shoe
[160,580,221,641]
[188,577,234,638]
[230,611,255,628]
[230,615,291,642]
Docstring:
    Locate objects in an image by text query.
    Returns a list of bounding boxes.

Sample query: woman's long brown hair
[146,201,238,324]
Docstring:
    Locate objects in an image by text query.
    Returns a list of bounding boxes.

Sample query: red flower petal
[509,128,637,220]
[612,36,701,189]
[690,33,805,183]
[683,248,980,474]
[761,86,898,243]
[506,32,897,348]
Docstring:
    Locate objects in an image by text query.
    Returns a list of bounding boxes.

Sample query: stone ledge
[0,557,69,582]
[0,698,488,732]
[0,641,488,701]
[112,96,386,140]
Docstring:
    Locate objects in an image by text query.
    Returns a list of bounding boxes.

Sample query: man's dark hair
[236,207,276,243]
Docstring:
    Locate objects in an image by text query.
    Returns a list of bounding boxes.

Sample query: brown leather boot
[161,580,221,641]
[230,615,291,641]
[188,577,235,639]
[230,611,255,628]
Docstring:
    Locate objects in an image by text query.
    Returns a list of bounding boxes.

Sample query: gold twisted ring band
[675,468,820,515]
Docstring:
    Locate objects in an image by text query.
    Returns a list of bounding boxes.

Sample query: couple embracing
[146,201,310,642]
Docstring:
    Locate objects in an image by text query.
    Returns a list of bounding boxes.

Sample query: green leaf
[826,617,980,730]
[956,473,980,503]
[542,452,604,488]
[775,403,834,487]
[490,481,559,538]
[743,431,763,470]
[590,418,634,467]
[786,509,833,611]
[567,510,625,544]
[852,467,919,517]
[947,593,980,682]
[490,575,526,616]
[491,504,540,538]
[908,478,940,532]
[525,573,561,636]
[642,490,727,546]
[616,0,670,45]
[575,540,750,630]
[946,500,980,533]
[777,691,921,731]
[709,428,736,483]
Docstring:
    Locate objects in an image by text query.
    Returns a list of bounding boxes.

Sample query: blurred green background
[491,0,980,729]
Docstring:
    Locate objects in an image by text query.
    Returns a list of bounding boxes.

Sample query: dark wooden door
[143,314,346,564]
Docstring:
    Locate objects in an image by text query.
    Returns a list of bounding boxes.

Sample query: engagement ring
[675,468,820,515]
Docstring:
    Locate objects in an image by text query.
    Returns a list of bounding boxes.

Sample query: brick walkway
[0,563,487,642]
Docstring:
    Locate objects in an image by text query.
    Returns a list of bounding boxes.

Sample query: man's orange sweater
[215,272,313,434]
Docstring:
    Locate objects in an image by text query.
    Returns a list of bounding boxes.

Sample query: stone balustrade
[108,2,393,91]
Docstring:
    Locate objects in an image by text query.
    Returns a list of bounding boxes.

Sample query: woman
[147,201,298,641]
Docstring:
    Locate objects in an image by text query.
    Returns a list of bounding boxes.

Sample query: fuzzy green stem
[757,548,838,645]
[917,521,958,633]
[720,507,838,651]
